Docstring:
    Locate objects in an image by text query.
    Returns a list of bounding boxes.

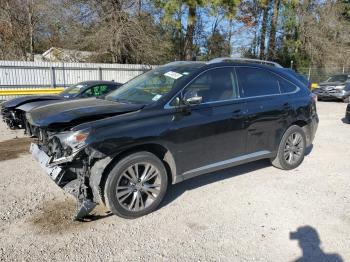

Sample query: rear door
[235,66,292,154]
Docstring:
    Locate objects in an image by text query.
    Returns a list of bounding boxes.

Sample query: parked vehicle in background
[312,74,350,102]
[0,81,121,130]
[27,58,318,220]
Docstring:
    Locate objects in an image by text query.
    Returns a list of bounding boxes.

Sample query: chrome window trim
[164,66,300,109]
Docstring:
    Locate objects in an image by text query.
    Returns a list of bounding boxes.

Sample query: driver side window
[183,67,238,104]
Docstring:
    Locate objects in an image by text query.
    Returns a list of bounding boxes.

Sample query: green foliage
[1,0,349,67]
[153,0,240,60]
[204,31,230,60]
[341,0,350,20]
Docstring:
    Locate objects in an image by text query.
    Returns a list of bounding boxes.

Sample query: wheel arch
[94,142,177,204]
[291,119,308,128]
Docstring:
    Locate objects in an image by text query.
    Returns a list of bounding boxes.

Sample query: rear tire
[104,151,168,219]
[271,125,306,170]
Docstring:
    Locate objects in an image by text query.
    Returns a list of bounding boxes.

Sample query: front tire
[271,125,306,170]
[104,151,168,219]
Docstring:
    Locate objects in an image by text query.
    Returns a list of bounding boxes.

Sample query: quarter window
[278,77,298,93]
[184,67,238,103]
[236,67,282,97]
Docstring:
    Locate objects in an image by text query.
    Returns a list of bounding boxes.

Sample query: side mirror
[183,90,202,106]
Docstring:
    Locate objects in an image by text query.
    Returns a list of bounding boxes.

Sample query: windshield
[60,83,88,97]
[327,75,348,83]
[105,64,203,104]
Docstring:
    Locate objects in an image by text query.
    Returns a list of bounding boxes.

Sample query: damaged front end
[1,106,25,129]
[30,127,111,220]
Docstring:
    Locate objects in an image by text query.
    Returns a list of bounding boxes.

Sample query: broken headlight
[57,128,91,153]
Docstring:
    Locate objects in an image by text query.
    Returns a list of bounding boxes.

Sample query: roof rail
[163,61,203,66]
[207,57,283,68]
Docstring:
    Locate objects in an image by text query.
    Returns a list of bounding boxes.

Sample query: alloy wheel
[284,132,304,165]
[116,163,161,212]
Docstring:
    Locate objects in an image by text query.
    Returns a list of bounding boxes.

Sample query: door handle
[232,109,242,118]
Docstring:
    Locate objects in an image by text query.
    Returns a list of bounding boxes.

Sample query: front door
[165,67,247,178]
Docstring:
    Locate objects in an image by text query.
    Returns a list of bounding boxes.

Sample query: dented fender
[89,156,114,204]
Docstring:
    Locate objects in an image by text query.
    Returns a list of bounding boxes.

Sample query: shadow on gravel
[290,226,343,262]
[161,159,271,209]
[28,199,111,234]
[0,137,32,162]
[341,117,349,124]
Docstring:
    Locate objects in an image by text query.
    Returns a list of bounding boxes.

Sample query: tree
[0,0,349,69]
[275,0,350,70]
[267,0,280,59]
[205,31,230,59]
[0,0,45,60]
[154,0,240,60]
[237,0,272,59]
[259,0,269,59]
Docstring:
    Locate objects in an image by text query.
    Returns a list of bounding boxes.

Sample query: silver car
[313,74,350,102]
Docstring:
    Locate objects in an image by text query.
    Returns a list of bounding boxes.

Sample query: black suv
[27,59,318,219]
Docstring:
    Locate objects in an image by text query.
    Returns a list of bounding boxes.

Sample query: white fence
[0,60,155,88]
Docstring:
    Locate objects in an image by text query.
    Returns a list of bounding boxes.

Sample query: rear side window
[236,67,281,97]
[278,77,298,93]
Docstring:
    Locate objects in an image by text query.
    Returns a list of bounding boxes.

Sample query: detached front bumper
[30,143,97,220]
[30,143,63,182]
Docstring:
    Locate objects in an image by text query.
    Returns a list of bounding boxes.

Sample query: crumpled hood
[2,95,63,109]
[26,98,143,128]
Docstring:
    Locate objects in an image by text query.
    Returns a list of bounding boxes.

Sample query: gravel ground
[0,101,349,262]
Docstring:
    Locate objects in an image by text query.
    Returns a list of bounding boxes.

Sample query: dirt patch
[28,199,87,234]
[0,137,32,161]
[28,199,111,235]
